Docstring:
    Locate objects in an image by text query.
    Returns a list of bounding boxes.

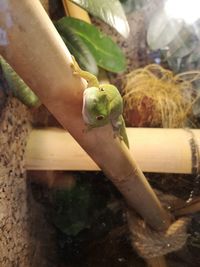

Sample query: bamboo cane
[0,0,171,233]
[51,4,170,267]
[25,127,197,174]
[62,0,91,23]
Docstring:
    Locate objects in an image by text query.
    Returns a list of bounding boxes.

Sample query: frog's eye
[96,115,104,120]
[99,87,104,92]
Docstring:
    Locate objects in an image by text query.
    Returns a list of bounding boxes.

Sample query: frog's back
[100,84,123,116]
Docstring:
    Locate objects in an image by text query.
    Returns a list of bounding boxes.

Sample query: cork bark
[0,96,56,266]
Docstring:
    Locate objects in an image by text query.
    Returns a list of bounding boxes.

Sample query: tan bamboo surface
[0,0,171,232]
[60,3,169,267]
[54,4,169,267]
[62,0,91,22]
[25,127,199,174]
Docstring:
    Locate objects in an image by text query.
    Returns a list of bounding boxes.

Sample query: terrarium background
[0,0,200,267]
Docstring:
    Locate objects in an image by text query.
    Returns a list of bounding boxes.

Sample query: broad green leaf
[55,23,98,75]
[70,0,130,38]
[147,9,183,50]
[55,17,126,73]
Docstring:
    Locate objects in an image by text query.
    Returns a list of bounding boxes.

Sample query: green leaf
[147,8,183,50]
[52,182,92,236]
[0,56,40,107]
[69,0,129,38]
[55,23,98,75]
[55,17,126,73]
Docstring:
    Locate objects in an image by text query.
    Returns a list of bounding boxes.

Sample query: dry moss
[122,64,200,127]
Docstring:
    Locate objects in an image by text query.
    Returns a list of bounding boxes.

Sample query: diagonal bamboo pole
[0,0,171,232]
[59,4,170,266]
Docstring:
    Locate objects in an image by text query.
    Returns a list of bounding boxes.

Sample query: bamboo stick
[0,0,171,231]
[25,127,197,174]
[174,197,200,216]
[62,0,91,23]
[54,5,169,267]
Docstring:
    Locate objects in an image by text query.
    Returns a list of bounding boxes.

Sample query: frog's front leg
[70,55,82,76]
[111,117,123,140]
[111,116,129,148]
[70,55,99,87]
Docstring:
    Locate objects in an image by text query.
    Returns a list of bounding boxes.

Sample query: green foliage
[55,17,126,73]
[51,178,109,236]
[52,182,91,235]
[56,24,98,75]
[70,0,129,38]
[0,56,40,107]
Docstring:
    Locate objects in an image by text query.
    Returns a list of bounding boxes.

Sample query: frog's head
[82,86,110,127]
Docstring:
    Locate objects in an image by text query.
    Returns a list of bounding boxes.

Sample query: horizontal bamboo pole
[0,0,171,231]
[25,127,199,174]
